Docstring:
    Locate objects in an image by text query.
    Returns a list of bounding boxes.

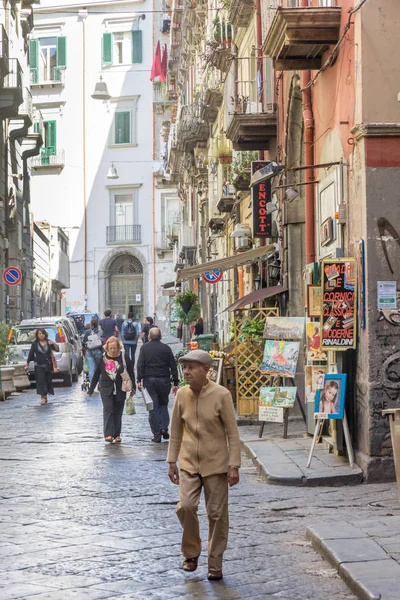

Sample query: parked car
[68,313,99,334]
[10,318,81,386]
[53,316,83,375]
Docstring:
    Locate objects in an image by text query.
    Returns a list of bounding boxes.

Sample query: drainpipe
[301,1,315,264]
[81,11,88,310]
[151,0,157,321]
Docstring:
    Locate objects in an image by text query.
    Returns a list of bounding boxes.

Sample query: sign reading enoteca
[320,258,357,351]
[251,161,272,238]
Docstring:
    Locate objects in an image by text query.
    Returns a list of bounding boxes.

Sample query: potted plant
[228,150,258,190]
[217,142,232,164]
[0,322,16,400]
[231,94,249,115]
[175,290,201,326]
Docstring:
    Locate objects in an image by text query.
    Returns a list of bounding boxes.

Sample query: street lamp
[107,164,119,179]
[91,75,111,100]
[268,259,281,282]
[254,274,262,290]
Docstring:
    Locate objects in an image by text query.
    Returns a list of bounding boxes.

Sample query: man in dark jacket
[137,327,179,443]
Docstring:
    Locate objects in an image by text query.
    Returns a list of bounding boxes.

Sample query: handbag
[142,387,154,411]
[121,352,133,393]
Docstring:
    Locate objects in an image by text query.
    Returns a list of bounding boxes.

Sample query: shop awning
[225,285,288,312]
[161,281,181,289]
[176,244,276,282]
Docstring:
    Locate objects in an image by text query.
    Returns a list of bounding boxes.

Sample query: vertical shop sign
[320,258,357,351]
[251,161,272,238]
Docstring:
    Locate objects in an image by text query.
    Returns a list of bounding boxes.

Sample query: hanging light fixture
[91,75,111,101]
[116,203,125,216]
[107,164,119,179]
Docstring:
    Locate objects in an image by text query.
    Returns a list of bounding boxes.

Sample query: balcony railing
[228,0,254,29]
[30,66,65,86]
[19,87,33,118]
[31,149,65,168]
[0,25,9,74]
[106,225,142,244]
[153,83,171,104]
[4,58,22,92]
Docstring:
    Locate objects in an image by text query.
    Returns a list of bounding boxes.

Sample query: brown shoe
[208,570,223,581]
[182,556,199,572]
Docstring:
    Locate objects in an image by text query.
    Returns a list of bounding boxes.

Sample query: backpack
[124,321,137,341]
[86,329,103,350]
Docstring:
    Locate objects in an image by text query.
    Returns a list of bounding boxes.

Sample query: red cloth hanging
[150,41,162,81]
[160,44,168,83]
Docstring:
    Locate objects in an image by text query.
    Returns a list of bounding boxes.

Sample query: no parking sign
[202,269,223,284]
[3,266,22,286]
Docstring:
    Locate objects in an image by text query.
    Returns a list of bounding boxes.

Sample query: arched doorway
[108,253,144,319]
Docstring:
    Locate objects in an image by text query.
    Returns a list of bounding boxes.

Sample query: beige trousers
[176,469,229,572]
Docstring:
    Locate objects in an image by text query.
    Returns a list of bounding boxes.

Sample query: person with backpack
[83,317,104,383]
[121,312,140,369]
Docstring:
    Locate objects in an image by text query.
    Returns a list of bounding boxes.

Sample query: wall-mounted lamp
[254,274,262,290]
[107,164,119,179]
[10,173,23,180]
[92,75,111,101]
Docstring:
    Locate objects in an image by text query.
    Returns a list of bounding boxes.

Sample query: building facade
[30,0,179,333]
[165,0,400,480]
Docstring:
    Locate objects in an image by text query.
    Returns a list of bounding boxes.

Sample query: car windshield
[13,327,62,345]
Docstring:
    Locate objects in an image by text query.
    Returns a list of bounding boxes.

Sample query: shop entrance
[109,253,144,320]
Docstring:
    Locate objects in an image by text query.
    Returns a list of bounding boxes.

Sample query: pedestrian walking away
[82,317,104,383]
[137,327,179,443]
[121,312,140,372]
[115,313,124,337]
[193,317,204,337]
[99,309,119,342]
[25,328,60,405]
[141,316,154,344]
[87,336,135,443]
[167,349,241,581]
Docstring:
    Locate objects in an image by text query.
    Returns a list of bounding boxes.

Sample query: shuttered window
[102,32,113,65]
[132,30,142,63]
[114,112,131,144]
[29,38,39,83]
[30,37,66,83]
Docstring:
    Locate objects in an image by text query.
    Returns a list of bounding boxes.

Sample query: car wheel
[63,368,73,387]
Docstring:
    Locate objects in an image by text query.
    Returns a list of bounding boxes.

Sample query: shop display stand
[258,376,307,440]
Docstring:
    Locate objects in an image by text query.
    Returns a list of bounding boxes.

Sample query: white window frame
[108,185,141,227]
[109,96,139,147]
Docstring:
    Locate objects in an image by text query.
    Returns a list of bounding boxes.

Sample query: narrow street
[1,383,398,600]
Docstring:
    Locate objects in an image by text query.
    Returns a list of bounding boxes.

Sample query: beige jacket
[166,380,241,477]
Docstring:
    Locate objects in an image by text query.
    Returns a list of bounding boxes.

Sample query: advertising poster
[305,365,328,404]
[321,258,357,351]
[377,281,397,310]
[263,317,305,341]
[314,374,347,420]
[261,340,300,378]
[306,319,327,364]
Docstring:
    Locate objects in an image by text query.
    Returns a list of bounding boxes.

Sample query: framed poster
[208,358,223,384]
[263,317,305,341]
[305,365,328,404]
[261,340,300,378]
[314,373,347,420]
[307,285,323,318]
[305,319,327,364]
[259,386,297,408]
[321,258,357,351]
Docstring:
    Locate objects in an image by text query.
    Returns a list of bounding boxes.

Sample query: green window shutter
[57,36,67,67]
[29,39,39,83]
[115,112,130,144]
[102,32,113,65]
[132,30,142,63]
[46,121,57,154]
[34,122,39,134]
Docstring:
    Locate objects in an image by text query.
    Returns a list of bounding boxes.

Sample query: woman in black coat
[25,328,59,405]
[87,336,135,443]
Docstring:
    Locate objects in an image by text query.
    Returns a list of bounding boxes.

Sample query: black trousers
[143,376,171,436]
[101,387,126,438]
[124,344,137,374]
[35,366,54,396]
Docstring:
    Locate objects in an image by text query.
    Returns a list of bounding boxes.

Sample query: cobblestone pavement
[1,381,399,600]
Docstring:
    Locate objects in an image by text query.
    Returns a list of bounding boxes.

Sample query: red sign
[251,161,272,238]
[202,269,223,284]
[3,266,22,286]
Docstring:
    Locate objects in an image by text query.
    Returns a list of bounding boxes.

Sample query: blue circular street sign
[202,269,223,284]
[3,266,22,286]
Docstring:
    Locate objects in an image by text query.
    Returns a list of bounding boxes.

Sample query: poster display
[377,281,397,310]
[251,161,272,238]
[261,340,300,378]
[321,258,357,351]
[306,319,327,364]
[259,386,297,408]
[263,317,305,341]
[305,365,328,404]
[208,358,223,384]
[307,285,323,318]
[314,374,347,420]
[258,405,284,423]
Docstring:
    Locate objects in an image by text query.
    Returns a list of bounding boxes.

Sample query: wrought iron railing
[106,225,142,244]
[230,57,275,116]
[19,87,33,118]
[31,149,65,167]
[4,58,22,91]
[30,66,65,85]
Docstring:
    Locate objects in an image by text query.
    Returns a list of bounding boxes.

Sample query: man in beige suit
[167,350,241,581]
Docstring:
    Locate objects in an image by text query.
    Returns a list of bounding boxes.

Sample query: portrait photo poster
[314,373,347,420]
[261,340,300,378]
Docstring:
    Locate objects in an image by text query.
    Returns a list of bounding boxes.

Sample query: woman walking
[25,328,59,405]
[87,336,135,443]
[193,317,204,337]
[82,317,104,383]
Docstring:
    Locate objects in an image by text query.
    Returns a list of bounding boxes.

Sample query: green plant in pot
[0,322,14,365]
[240,318,265,343]
[175,291,201,326]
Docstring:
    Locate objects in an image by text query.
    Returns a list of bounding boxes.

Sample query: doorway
[109,253,144,319]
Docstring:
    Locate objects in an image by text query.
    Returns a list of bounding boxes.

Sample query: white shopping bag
[142,388,154,411]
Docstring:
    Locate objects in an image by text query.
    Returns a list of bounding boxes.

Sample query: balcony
[228,0,254,29]
[106,225,141,244]
[225,58,277,151]
[176,105,209,152]
[0,59,23,119]
[199,67,223,123]
[31,149,65,170]
[217,188,235,213]
[30,66,65,87]
[153,83,172,104]
[0,25,9,77]
[9,87,34,141]
[263,6,342,71]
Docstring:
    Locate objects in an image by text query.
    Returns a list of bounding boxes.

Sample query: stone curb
[241,439,364,487]
[306,522,400,600]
